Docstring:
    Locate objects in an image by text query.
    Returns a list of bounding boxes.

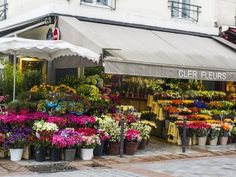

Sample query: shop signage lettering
[178,69,227,81]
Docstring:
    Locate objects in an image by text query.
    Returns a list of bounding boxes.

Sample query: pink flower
[47,116,67,127]
[69,115,96,126]
[125,129,142,142]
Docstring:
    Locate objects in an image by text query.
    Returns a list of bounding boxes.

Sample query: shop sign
[178,69,227,81]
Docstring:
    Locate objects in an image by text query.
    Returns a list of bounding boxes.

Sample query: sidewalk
[0,138,235,176]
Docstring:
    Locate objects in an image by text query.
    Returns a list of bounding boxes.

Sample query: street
[3,155,236,177]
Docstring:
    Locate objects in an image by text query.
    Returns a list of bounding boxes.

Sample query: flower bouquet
[192,121,211,146]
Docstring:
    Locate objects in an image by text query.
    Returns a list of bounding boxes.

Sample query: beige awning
[59,16,236,81]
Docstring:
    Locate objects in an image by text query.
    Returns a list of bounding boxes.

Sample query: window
[0,0,7,21]
[80,0,116,10]
[169,0,201,22]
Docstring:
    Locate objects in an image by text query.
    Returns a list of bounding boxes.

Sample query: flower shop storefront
[58,16,236,148]
[1,16,236,163]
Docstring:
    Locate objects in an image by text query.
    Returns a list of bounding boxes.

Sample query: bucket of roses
[77,128,101,160]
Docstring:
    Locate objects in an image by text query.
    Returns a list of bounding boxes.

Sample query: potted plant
[94,130,109,156]
[124,129,142,155]
[219,123,232,145]
[98,118,121,155]
[231,126,236,143]
[52,129,79,161]
[79,134,100,160]
[4,128,31,161]
[208,124,221,146]
[195,122,211,146]
[130,121,152,150]
[32,120,58,162]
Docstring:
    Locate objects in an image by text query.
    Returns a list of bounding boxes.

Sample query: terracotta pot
[198,136,207,146]
[219,137,228,145]
[124,141,139,155]
[138,139,147,150]
[107,141,120,155]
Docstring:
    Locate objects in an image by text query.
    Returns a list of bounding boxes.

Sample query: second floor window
[169,0,201,22]
[81,0,109,6]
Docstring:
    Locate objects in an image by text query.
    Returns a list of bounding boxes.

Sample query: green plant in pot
[208,124,221,145]
[98,117,121,155]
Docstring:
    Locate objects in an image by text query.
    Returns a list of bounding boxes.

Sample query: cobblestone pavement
[3,155,236,177]
[0,139,236,177]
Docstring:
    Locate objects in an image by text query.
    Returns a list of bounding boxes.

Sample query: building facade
[1,0,236,36]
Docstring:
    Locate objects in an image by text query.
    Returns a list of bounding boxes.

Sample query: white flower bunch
[33,120,59,132]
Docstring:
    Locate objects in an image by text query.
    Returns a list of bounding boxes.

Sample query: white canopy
[0,37,100,62]
[0,37,100,100]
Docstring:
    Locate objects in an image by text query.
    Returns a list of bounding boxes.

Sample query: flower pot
[227,136,233,144]
[232,135,236,143]
[35,147,46,162]
[107,141,120,155]
[10,149,23,161]
[94,140,104,156]
[81,148,94,160]
[51,148,61,162]
[198,136,207,146]
[138,139,147,150]
[209,138,218,146]
[125,141,139,155]
[192,135,198,145]
[219,137,228,145]
[64,149,76,161]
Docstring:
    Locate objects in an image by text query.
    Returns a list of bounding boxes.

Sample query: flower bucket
[198,136,207,146]
[125,141,139,155]
[219,137,228,145]
[192,135,198,145]
[227,136,233,144]
[35,147,46,162]
[81,148,94,160]
[138,139,147,150]
[107,141,120,155]
[209,138,218,146]
[94,140,104,156]
[51,148,61,162]
[64,149,76,161]
[10,149,23,161]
